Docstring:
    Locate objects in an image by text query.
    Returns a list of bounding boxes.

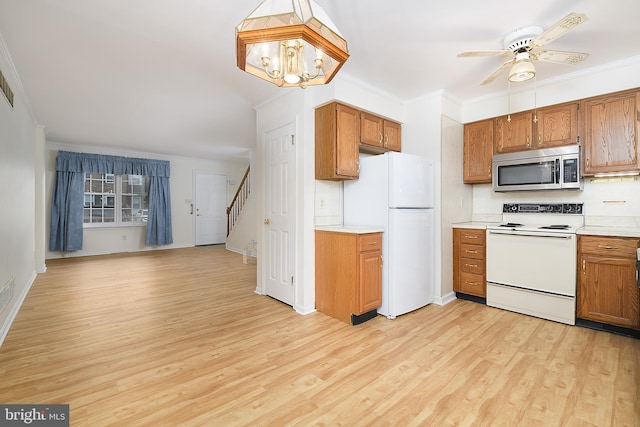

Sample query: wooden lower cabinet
[577,235,640,330]
[315,230,383,324]
[453,228,486,298]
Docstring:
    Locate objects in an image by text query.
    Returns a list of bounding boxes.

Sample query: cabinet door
[316,103,359,180]
[583,90,640,175]
[495,111,533,153]
[463,119,493,183]
[578,254,640,328]
[336,104,361,178]
[383,120,402,152]
[360,112,384,149]
[358,249,382,314]
[535,102,579,148]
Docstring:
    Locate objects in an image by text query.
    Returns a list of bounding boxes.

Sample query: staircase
[227,166,250,237]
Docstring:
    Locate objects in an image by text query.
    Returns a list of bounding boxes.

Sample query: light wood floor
[0,246,638,426]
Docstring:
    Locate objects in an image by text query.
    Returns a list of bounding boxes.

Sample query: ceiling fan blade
[531,13,589,48]
[534,49,589,64]
[481,59,515,85]
[457,50,512,58]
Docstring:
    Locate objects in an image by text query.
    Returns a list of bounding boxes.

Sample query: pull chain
[507,80,512,123]
[533,76,538,124]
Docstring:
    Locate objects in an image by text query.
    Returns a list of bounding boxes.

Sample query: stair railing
[227,165,250,237]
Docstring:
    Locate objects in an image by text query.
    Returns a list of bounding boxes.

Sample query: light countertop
[452,221,640,238]
[452,221,499,230]
[577,226,640,238]
[315,226,384,234]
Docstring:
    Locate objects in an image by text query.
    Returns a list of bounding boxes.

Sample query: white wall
[439,115,469,300]
[0,38,38,344]
[45,141,250,259]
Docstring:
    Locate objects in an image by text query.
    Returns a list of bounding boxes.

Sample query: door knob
[264,218,270,225]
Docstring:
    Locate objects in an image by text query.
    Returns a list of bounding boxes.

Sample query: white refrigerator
[343,152,434,319]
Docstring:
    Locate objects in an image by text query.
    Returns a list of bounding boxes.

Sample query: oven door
[486,229,577,296]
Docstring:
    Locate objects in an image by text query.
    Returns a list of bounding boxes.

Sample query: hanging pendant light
[236,0,349,89]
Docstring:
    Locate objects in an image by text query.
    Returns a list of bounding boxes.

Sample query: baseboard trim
[0,271,36,348]
[433,291,457,306]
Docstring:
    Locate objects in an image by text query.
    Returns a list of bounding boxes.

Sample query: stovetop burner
[490,203,585,234]
[539,224,570,230]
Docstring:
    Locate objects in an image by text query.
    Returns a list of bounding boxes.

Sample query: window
[83,173,149,226]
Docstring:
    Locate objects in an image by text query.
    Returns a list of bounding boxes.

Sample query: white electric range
[486,203,584,325]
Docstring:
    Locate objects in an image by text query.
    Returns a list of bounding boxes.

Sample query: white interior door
[263,123,295,306]
[194,172,227,246]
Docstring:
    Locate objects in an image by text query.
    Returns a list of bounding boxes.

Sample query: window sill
[83,223,147,229]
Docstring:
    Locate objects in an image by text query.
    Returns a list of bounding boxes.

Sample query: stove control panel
[502,203,583,214]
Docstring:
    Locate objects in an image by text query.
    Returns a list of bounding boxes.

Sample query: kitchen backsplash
[472,178,640,226]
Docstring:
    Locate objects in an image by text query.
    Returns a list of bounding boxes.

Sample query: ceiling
[1,0,639,162]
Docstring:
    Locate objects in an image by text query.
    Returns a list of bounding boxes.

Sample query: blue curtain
[49,151,173,252]
[145,176,173,245]
[49,170,84,251]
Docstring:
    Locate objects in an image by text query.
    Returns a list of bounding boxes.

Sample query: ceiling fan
[458,12,589,85]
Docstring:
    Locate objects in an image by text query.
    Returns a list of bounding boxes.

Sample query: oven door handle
[488,230,573,239]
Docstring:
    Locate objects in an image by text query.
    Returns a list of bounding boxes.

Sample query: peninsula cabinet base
[351,309,378,326]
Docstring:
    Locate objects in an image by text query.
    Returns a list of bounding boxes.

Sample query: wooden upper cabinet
[315,102,360,180]
[535,102,580,149]
[360,112,384,149]
[383,120,401,152]
[495,111,534,153]
[582,89,640,175]
[463,119,493,183]
[359,112,402,153]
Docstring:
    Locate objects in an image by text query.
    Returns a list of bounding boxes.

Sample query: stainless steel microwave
[492,145,582,192]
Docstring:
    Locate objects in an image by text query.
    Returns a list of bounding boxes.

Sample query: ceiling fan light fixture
[236,0,349,89]
[509,52,536,82]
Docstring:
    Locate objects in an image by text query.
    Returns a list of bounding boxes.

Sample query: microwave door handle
[556,159,561,184]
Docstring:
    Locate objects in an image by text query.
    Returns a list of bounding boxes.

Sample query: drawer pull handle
[598,245,617,250]
[466,235,478,239]
[466,250,478,254]
[367,241,378,245]
[466,282,478,286]
[465,263,478,268]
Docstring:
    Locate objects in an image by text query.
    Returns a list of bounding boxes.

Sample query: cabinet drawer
[358,233,382,252]
[458,229,485,245]
[579,236,639,258]
[459,272,485,297]
[460,258,484,275]
[460,243,484,260]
